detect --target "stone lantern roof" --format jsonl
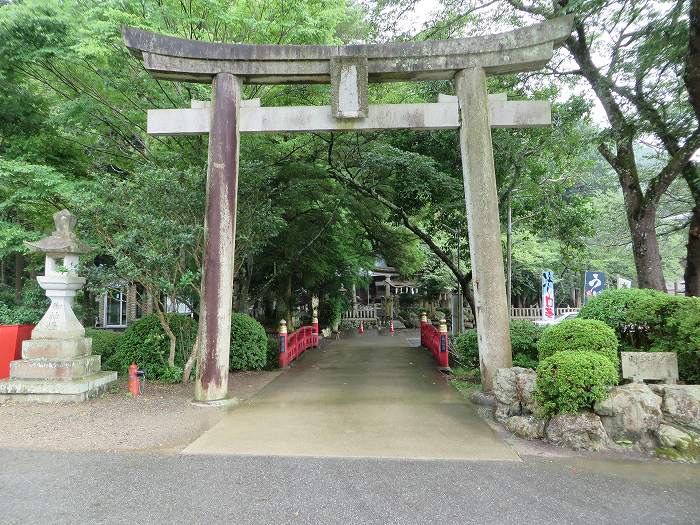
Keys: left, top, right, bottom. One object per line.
{"left": 24, "top": 209, "right": 90, "bottom": 255}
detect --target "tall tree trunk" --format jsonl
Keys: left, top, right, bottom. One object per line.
{"left": 627, "top": 205, "right": 666, "bottom": 291}
{"left": 153, "top": 294, "right": 177, "bottom": 368}
{"left": 14, "top": 252, "right": 24, "bottom": 303}
{"left": 684, "top": 165, "right": 700, "bottom": 296}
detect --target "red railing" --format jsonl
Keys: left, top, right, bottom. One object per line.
{"left": 420, "top": 317, "right": 449, "bottom": 368}
{"left": 278, "top": 320, "right": 319, "bottom": 368}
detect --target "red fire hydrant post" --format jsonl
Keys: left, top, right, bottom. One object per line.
{"left": 438, "top": 318, "right": 449, "bottom": 368}
{"left": 128, "top": 363, "right": 141, "bottom": 396}
{"left": 420, "top": 312, "right": 428, "bottom": 347}
{"left": 278, "top": 319, "right": 289, "bottom": 368}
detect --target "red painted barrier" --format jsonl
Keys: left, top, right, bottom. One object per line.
{"left": 278, "top": 320, "right": 319, "bottom": 368}
{"left": 0, "top": 324, "right": 34, "bottom": 379}
{"left": 420, "top": 314, "right": 449, "bottom": 368}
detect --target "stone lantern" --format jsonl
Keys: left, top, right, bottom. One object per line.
{"left": 0, "top": 210, "right": 117, "bottom": 402}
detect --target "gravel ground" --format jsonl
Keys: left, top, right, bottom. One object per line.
{"left": 0, "top": 370, "right": 280, "bottom": 453}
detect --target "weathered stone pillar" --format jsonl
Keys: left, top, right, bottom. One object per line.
{"left": 455, "top": 67, "right": 512, "bottom": 392}
{"left": 195, "top": 73, "right": 241, "bottom": 402}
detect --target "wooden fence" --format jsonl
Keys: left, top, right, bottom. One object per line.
{"left": 342, "top": 304, "right": 379, "bottom": 321}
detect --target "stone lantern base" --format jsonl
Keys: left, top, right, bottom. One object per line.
{"left": 0, "top": 336, "right": 117, "bottom": 403}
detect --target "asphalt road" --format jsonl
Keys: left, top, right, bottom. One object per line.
{"left": 1, "top": 449, "right": 698, "bottom": 524}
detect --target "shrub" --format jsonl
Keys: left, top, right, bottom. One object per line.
{"left": 0, "top": 281, "right": 49, "bottom": 325}
{"left": 453, "top": 329, "right": 479, "bottom": 369}
{"left": 537, "top": 318, "right": 619, "bottom": 367}
{"left": 535, "top": 350, "right": 619, "bottom": 418}
{"left": 265, "top": 336, "right": 279, "bottom": 370}
{"left": 513, "top": 352, "right": 539, "bottom": 369}
{"left": 578, "top": 288, "right": 670, "bottom": 332}
{"left": 510, "top": 320, "right": 545, "bottom": 362}
{"left": 85, "top": 328, "right": 121, "bottom": 364}
{"left": 579, "top": 289, "right": 700, "bottom": 383}
{"left": 319, "top": 295, "right": 348, "bottom": 330}
{"left": 652, "top": 298, "right": 700, "bottom": 384}
{"left": 230, "top": 313, "right": 267, "bottom": 371}
{"left": 453, "top": 321, "right": 543, "bottom": 370}
{"left": 108, "top": 313, "right": 197, "bottom": 382}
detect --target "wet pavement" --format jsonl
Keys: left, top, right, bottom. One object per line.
{"left": 2, "top": 448, "right": 698, "bottom": 524}
{"left": 183, "top": 330, "right": 518, "bottom": 460}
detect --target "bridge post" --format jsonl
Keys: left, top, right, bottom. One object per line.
{"left": 194, "top": 72, "right": 241, "bottom": 402}
{"left": 278, "top": 320, "right": 289, "bottom": 368}
{"left": 438, "top": 318, "right": 449, "bottom": 368}
{"left": 312, "top": 309, "right": 319, "bottom": 347}
{"left": 420, "top": 311, "right": 428, "bottom": 347}
{"left": 455, "top": 67, "right": 512, "bottom": 392}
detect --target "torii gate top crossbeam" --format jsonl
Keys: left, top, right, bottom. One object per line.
{"left": 122, "top": 16, "right": 572, "bottom": 84}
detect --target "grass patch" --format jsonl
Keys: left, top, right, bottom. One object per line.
{"left": 449, "top": 367, "right": 481, "bottom": 398}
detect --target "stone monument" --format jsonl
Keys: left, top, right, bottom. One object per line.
{"left": 0, "top": 210, "right": 117, "bottom": 402}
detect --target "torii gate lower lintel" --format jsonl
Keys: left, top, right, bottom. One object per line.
{"left": 122, "top": 16, "right": 574, "bottom": 402}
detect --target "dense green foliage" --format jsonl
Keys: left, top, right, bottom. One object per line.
{"left": 453, "top": 329, "right": 479, "bottom": 369}
{"left": 580, "top": 289, "right": 700, "bottom": 382}
{"left": 579, "top": 288, "right": 672, "bottom": 332}
{"left": 106, "top": 314, "right": 197, "bottom": 382}
{"left": 85, "top": 328, "right": 121, "bottom": 364}
{"left": 265, "top": 336, "right": 279, "bottom": 370}
{"left": 229, "top": 313, "right": 268, "bottom": 371}
{"left": 535, "top": 351, "right": 619, "bottom": 417}
{"left": 0, "top": 282, "right": 47, "bottom": 324}
{"left": 453, "top": 321, "right": 544, "bottom": 369}
{"left": 537, "top": 319, "right": 619, "bottom": 367}
{"left": 510, "top": 320, "right": 545, "bottom": 367}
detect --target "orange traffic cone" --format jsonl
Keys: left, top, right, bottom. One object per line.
{"left": 358, "top": 321, "right": 364, "bottom": 334}
{"left": 390, "top": 320, "right": 395, "bottom": 333}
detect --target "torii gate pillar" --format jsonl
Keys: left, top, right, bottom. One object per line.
{"left": 195, "top": 73, "right": 241, "bottom": 401}
{"left": 456, "top": 68, "right": 512, "bottom": 391}
{"left": 122, "top": 16, "right": 573, "bottom": 401}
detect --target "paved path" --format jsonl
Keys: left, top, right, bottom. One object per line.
{"left": 1, "top": 449, "right": 698, "bottom": 524}
{"left": 183, "top": 331, "right": 517, "bottom": 460}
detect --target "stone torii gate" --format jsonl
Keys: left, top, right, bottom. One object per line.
{"left": 122, "top": 16, "right": 573, "bottom": 402}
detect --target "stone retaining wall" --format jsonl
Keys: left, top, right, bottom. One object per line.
{"left": 487, "top": 367, "right": 700, "bottom": 461}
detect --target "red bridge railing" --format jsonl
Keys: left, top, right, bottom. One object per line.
{"left": 278, "top": 316, "right": 319, "bottom": 368}
{"left": 420, "top": 313, "right": 449, "bottom": 368}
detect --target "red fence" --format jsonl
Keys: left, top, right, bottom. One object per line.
{"left": 278, "top": 320, "right": 319, "bottom": 368}
{"left": 0, "top": 324, "right": 33, "bottom": 379}
{"left": 420, "top": 316, "right": 449, "bottom": 368}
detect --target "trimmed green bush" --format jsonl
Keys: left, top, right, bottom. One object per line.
{"left": 85, "top": 328, "right": 121, "bottom": 364}
{"left": 107, "top": 313, "right": 197, "bottom": 382}
{"left": 230, "top": 313, "right": 267, "bottom": 370}
{"left": 537, "top": 318, "right": 619, "bottom": 367}
{"left": 535, "top": 350, "right": 619, "bottom": 417}
{"left": 265, "top": 336, "right": 279, "bottom": 370}
{"left": 578, "top": 288, "right": 670, "bottom": 331}
{"left": 453, "top": 329, "right": 479, "bottom": 368}
{"left": 579, "top": 289, "right": 700, "bottom": 383}
{"left": 510, "top": 320, "right": 545, "bottom": 362}
{"left": 453, "top": 321, "right": 543, "bottom": 370}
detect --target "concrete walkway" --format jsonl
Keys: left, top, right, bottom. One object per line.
{"left": 183, "top": 331, "right": 518, "bottom": 460}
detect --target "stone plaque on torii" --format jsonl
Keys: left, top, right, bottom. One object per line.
{"left": 122, "top": 16, "right": 573, "bottom": 402}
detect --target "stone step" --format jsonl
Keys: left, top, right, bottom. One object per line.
{"left": 0, "top": 371, "right": 118, "bottom": 403}
{"left": 10, "top": 355, "right": 102, "bottom": 381}
{"left": 22, "top": 337, "right": 92, "bottom": 359}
